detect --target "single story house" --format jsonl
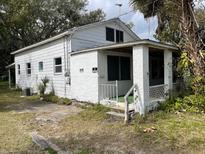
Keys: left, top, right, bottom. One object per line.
{"left": 8, "top": 18, "right": 178, "bottom": 115}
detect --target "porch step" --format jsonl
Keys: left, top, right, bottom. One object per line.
{"left": 106, "top": 111, "right": 124, "bottom": 118}
{"left": 106, "top": 110, "right": 135, "bottom": 119}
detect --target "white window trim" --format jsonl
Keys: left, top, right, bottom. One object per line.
{"left": 17, "top": 64, "right": 20, "bottom": 75}
{"left": 54, "top": 57, "right": 63, "bottom": 75}
{"left": 38, "top": 61, "right": 43, "bottom": 72}
{"left": 26, "top": 63, "right": 31, "bottom": 76}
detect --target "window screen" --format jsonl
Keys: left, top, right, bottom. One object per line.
{"left": 116, "top": 30, "right": 124, "bottom": 43}
{"left": 107, "top": 56, "right": 119, "bottom": 81}
{"left": 107, "top": 56, "right": 131, "bottom": 81}
{"left": 120, "top": 57, "right": 130, "bottom": 80}
{"left": 106, "top": 27, "right": 115, "bottom": 42}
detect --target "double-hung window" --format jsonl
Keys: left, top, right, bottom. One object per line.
{"left": 107, "top": 55, "right": 130, "bottom": 81}
{"left": 116, "top": 30, "right": 124, "bottom": 43}
{"left": 54, "top": 57, "right": 62, "bottom": 73}
{"left": 106, "top": 27, "right": 115, "bottom": 42}
{"left": 26, "top": 63, "right": 31, "bottom": 75}
{"left": 106, "top": 27, "right": 124, "bottom": 43}
{"left": 17, "top": 64, "right": 20, "bottom": 75}
{"left": 39, "top": 61, "right": 43, "bottom": 72}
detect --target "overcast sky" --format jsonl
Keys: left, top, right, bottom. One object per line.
{"left": 87, "top": 0, "right": 158, "bottom": 40}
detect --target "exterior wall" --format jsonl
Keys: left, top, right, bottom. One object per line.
{"left": 98, "top": 50, "right": 133, "bottom": 97}
{"left": 71, "top": 21, "right": 137, "bottom": 51}
{"left": 164, "top": 50, "right": 173, "bottom": 91}
{"left": 70, "top": 51, "right": 99, "bottom": 103}
{"left": 133, "top": 45, "right": 149, "bottom": 115}
{"left": 15, "top": 37, "right": 71, "bottom": 98}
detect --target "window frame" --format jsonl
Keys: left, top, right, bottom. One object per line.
{"left": 54, "top": 57, "right": 62, "bottom": 74}
{"left": 17, "top": 64, "right": 20, "bottom": 75}
{"left": 106, "top": 27, "right": 115, "bottom": 42}
{"left": 26, "top": 62, "right": 31, "bottom": 76}
{"left": 107, "top": 55, "right": 131, "bottom": 81}
{"left": 38, "top": 61, "right": 43, "bottom": 72}
{"left": 116, "top": 29, "right": 124, "bottom": 43}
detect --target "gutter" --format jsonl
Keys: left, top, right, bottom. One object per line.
{"left": 70, "top": 39, "right": 179, "bottom": 55}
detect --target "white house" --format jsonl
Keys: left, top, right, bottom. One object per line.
{"left": 9, "top": 18, "right": 178, "bottom": 115}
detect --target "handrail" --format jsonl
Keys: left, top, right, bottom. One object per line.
{"left": 124, "top": 84, "right": 137, "bottom": 124}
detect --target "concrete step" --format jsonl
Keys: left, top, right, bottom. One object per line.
{"left": 106, "top": 111, "right": 124, "bottom": 118}
{"left": 106, "top": 110, "right": 135, "bottom": 118}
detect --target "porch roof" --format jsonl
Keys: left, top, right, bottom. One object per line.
{"left": 71, "top": 39, "right": 179, "bottom": 55}
{"left": 6, "top": 63, "right": 15, "bottom": 69}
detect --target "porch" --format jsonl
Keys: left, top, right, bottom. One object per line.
{"left": 97, "top": 41, "right": 177, "bottom": 114}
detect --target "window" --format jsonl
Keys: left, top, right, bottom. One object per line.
{"left": 107, "top": 56, "right": 131, "bottom": 81}
{"left": 39, "top": 62, "right": 43, "bottom": 71}
{"left": 17, "top": 64, "right": 20, "bottom": 75}
{"left": 108, "top": 56, "right": 119, "bottom": 81}
{"left": 106, "top": 27, "right": 115, "bottom": 42}
{"left": 120, "top": 57, "right": 130, "bottom": 80}
{"left": 26, "top": 63, "right": 31, "bottom": 75}
{"left": 116, "top": 30, "right": 124, "bottom": 43}
{"left": 54, "top": 57, "right": 62, "bottom": 73}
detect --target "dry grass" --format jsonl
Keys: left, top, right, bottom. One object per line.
{"left": 0, "top": 82, "right": 44, "bottom": 153}
{"left": 35, "top": 105, "right": 205, "bottom": 154}
{"left": 0, "top": 81, "right": 205, "bottom": 154}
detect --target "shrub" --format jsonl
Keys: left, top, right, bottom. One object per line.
{"left": 37, "top": 76, "right": 49, "bottom": 96}
{"left": 158, "top": 95, "right": 205, "bottom": 113}
{"left": 43, "top": 94, "right": 72, "bottom": 105}
{"left": 58, "top": 98, "right": 72, "bottom": 105}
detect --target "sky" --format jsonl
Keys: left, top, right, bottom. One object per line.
{"left": 87, "top": 0, "right": 158, "bottom": 40}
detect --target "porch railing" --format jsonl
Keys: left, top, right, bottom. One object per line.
{"left": 99, "top": 81, "right": 118, "bottom": 102}
{"left": 149, "top": 84, "right": 168, "bottom": 100}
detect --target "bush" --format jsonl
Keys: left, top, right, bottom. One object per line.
{"left": 43, "top": 94, "right": 72, "bottom": 105}
{"left": 37, "top": 76, "right": 49, "bottom": 96}
{"left": 158, "top": 95, "right": 205, "bottom": 113}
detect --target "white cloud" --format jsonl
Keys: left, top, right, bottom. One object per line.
{"left": 87, "top": 0, "right": 158, "bottom": 40}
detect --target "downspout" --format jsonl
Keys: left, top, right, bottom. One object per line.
{"left": 63, "top": 36, "right": 67, "bottom": 98}
{"left": 64, "top": 32, "right": 74, "bottom": 98}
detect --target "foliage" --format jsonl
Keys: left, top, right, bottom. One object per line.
{"left": 37, "top": 76, "right": 49, "bottom": 96}
{"left": 158, "top": 95, "right": 205, "bottom": 113}
{"left": 43, "top": 93, "right": 72, "bottom": 105}
{"left": 130, "top": 0, "right": 205, "bottom": 93}
{"left": 0, "top": 0, "right": 105, "bottom": 73}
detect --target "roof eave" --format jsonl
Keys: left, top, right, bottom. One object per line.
{"left": 71, "top": 40, "right": 179, "bottom": 55}
{"left": 11, "top": 31, "right": 73, "bottom": 55}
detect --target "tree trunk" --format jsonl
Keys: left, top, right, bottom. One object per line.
{"left": 178, "top": 0, "right": 205, "bottom": 91}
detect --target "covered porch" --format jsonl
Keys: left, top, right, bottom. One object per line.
{"left": 97, "top": 40, "right": 177, "bottom": 115}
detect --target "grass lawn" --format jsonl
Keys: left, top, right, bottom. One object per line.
{"left": 0, "top": 81, "right": 44, "bottom": 153}
{"left": 0, "top": 81, "right": 205, "bottom": 154}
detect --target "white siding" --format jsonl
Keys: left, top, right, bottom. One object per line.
{"left": 15, "top": 38, "right": 71, "bottom": 98}
{"left": 71, "top": 22, "right": 137, "bottom": 51}
{"left": 98, "top": 50, "right": 133, "bottom": 97}
{"left": 70, "top": 51, "right": 99, "bottom": 103}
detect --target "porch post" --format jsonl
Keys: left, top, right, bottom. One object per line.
{"left": 164, "top": 50, "right": 173, "bottom": 95}
{"left": 8, "top": 68, "right": 11, "bottom": 89}
{"left": 133, "top": 45, "right": 149, "bottom": 115}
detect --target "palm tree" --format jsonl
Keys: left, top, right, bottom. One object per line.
{"left": 130, "top": 0, "right": 205, "bottom": 93}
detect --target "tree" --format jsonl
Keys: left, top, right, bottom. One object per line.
{"left": 130, "top": 0, "right": 205, "bottom": 94}
{"left": 0, "top": 0, "right": 105, "bottom": 74}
